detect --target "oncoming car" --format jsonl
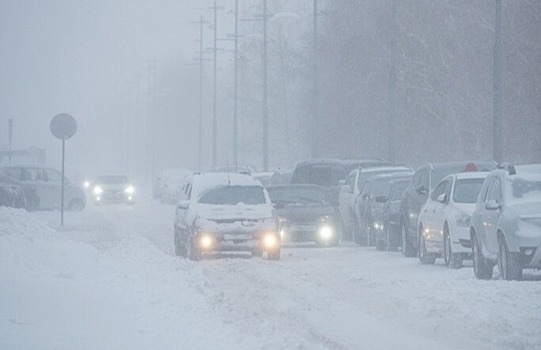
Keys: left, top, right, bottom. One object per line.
{"left": 91, "top": 175, "right": 135, "bottom": 205}
{"left": 267, "top": 184, "right": 341, "bottom": 246}
{"left": 173, "top": 173, "right": 281, "bottom": 260}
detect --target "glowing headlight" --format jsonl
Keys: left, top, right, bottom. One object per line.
{"left": 198, "top": 234, "right": 214, "bottom": 249}
{"left": 263, "top": 233, "right": 279, "bottom": 248}
{"left": 125, "top": 186, "right": 135, "bottom": 194}
{"left": 319, "top": 225, "right": 333, "bottom": 240}
{"left": 93, "top": 186, "right": 103, "bottom": 195}
{"left": 83, "top": 181, "right": 90, "bottom": 188}
{"left": 455, "top": 211, "right": 471, "bottom": 227}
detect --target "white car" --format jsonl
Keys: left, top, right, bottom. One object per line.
{"left": 417, "top": 171, "right": 488, "bottom": 267}
{"left": 173, "top": 173, "right": 281, "bottom": 260}
{"left": 470, "top": 164, "right": 541, "bottom": 280}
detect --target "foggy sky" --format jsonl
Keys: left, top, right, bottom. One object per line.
{"left": 1, "top": 0, "right": 237, "bottom": 182}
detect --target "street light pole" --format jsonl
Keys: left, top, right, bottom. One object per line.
{"left": 262, "top": 0, "right": 269, "bottom": 171}
{"left": 312, "top": 0, "right": 319, "bottom": 159}
{"left": 493, "top": 0, "right": 503, "bottom": 162}
{"left": 233, "top": 0, "right": 239, "bottom": 167}
{"left": 199, "top": 16, "right": 205, "bottom": 170}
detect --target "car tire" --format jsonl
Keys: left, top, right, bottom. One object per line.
{"left": 401, "top": 221, "right": 416, "bottom": 257}
{"left": 68, "top": 199, "right": 85, "bottom": 212}
{"left": 472, "top": 232, "right": 493, "bottom": 280}
{"left": 268, "top": 248, "right": 281, "bottom": 261}
{"left": 498, "top": 235, "right": 522, "bottom": 281}
{"left": 418, "top": 226, "right": 435, "bottom": 265}
{"left": 187, "top": 237, "right": 201, "bottom": 261}
{"left": 443, "top": 226, "right": 462, "bottom": 269}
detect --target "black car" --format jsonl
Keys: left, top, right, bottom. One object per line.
{"left": 290, "top": 158, "right": 390, "bottom": 205}
{"left": 0, "top": 175, "right": 26, "bottom": 209}
{"left": 353, "top": 171, "right": 413, "bottom": 246}
{"left": 267, "top": 184, "right": 341, "bottom": 246}
{"left": 372, "top": 178, "right": 412, "bottom": 251}
{"left": 399, "top": 161, "right": 496, "bottom": 257}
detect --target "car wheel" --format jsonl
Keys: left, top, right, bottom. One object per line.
{"left": 418, "top": 226, "right": 435, "bottom": 265}
{"left": 472, "top": 232, "right": 493, "bottom": 280}
{"left": 268, "top": 248, "right": 281, "bottom": 261}
{"left": 68, "top": 199, "right": 85, "bottom": 212}
{"left": 401, "top": 221, "right": 416, "bottom": 257}
{"left": 187, "top": 237, "right": 201, "bottom": 261}
{"left": 498, "top": 235, "right": 522, "bottom": 281}
{"left": 443, "top": 226, "right": 462, "bottom": 269}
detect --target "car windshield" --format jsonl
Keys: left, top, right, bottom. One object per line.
{"left": 291, "top": 165, "right": 346, "bottom": 187}
{"left": 507, "top": 173, "right": 541, "bottom": 204}
{"left": 453, "top": 178, "right": 485, "bottom": 203}
{"left": 267, "top": 187, "right": 330, "bottom": 206}
{"left": 198, "top": 185, "right": 266, "bottom": 205}
{"left": 357, "top": 169, "right": 409, "bottom": 189}
{"left": 96, "top": 175, "right": 129, "bottom": 184}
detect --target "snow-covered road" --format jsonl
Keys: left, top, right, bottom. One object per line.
{"left": 1, "top": 193, "right": 540, "bottom": 350}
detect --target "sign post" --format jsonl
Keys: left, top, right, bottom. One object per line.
{"left": 50, "top": 113, "right": 77, "bottom": 226}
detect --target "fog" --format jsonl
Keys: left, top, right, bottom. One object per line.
{"left": 1, "top": 0, "right": 540, "bottom": 184}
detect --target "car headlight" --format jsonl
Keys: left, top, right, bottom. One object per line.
{"left": 93, "top": 186, "right": 103, "bottom": 195}
{"left": 262, "top": 232, "right": 279, "bottom": 249}
{"left": 125, "top": 185, "right": 135, "bottom": 194}
{"left": 373, "top": 222, "right": 383, "bottom": 231}
{"left": 197, "top": 233, "right": 215, "bottom": 250}
{"left": 318, "top": 225, "right": 334, "bottom": 240}
{"left": 455, "top": 211, "right": 471, "bottom": 227}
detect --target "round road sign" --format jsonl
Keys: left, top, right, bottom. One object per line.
{"left": 50, "top": 113, "right": 77, "bottom": 140}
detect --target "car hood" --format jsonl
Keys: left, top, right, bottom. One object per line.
{"left": 277, "top": 205, "right": 335, "bottom": 222}
{"left": 196, "top": 203, "right": 274, "bottom": 221}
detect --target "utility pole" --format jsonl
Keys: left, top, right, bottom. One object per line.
{"left": 312, "top": 0, "right": 319, "bottom": 159}
{"left": 262, "top": 0, "right": 269, "bottom": 171}
{"left": 493, "top": 0, "right": 503, "bottom": 162}
{"left": 198, "top": 16, "right": 206, "bottom": 170}
{"left": 233, "top": 0, "right": 239, "bottom": 167}
{"left": 388, "top": 0, "right": 398, "bottom": 162}
{"left": 210, "top": 1, "right": 224, "bottom": 167}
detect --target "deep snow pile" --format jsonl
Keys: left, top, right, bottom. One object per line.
{"left": 1, "top": 202, "right": 541, "bottom": 350}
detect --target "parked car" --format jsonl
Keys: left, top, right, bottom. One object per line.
{"left": 372, "top": 178, "right": 412, "bottom": 251}
{"left": 0, "top": 165, "right": 86, "bottom": 211}
{"left": 417, "top": 171, "right": 489, "bottom": 267}
{"left": 400, "top": 161, "right": 496, "bottom": 257}
{"left": 91, "top": 175, "right": 135, "bottom": 205}
{"left": 268, "top": 168, "right": 293, "bottom": 186}
{"left": 0, "top": 175, "right": 26, "bottom": 209}
{"left": 173, "top": 173, "right": 281, "bottom": 260}
{"left": 205, "top": 164, "right": 255, "bottom": 175}
{"left": 155, "top": 169, "right": 192, "bottom": 204}
{"left": 470, "top": 164, "right": 541, "bottom": 280}
{"left": 353, "top": 170, "right": 413, "bottom": 246}
{"left": 267, "top": 184, "right": 340, "bottom": 246}
{"left": 290, "top": 158, "right": 389, "bottom": 206}
{"left": 340, "top": 164, "right": 412, "bottom": 242}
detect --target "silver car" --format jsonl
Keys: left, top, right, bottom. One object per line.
{"left": 0, "top": 165, "right": 86, "bottom": 211}
{"left": 470, "top": 164, "right": 541, "bottom": 280}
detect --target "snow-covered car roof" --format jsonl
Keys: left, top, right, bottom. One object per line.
{"left": 452, "top": 171, "right": 490, "bottom": 180}
{"left": 192, "top": 172, "right": 263, "bottom": 194}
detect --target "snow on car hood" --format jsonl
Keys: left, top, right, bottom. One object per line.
{"left": 195, "top": 203, "right": 274, "bottom": 222}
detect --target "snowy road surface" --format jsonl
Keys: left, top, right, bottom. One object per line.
{"left": 1, "top": 192, "right": 541, "bottom": 350}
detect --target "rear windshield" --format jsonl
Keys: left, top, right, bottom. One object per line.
{"left": 387, "top": 181, "right": 410, "bottom": 200}
{"left": 291, "top": 165, "right": 346, "bottom": 187}
{"left": 453, "top": 178, "right": 485, "bottom": 203}
{"left": 357, "top": 169, "right": 409, "bottom": 189}
{"left": 198, "top": 185, "right": 266, "bottom": 205}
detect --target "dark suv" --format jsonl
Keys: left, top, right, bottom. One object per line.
{"left": 400, "top": 161, "right": 496, "bottom": 257}
{"left": 290, "top": 158, "right": 389, "bottom": 205}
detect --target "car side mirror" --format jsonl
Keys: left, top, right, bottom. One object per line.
{"left": 437, "top": 193, "right": 447, "bottom": 204}
{"left": 485, "top": 200, "right": 501, "bottom": 211}
{"left": 375, "top": 196, "right": 387, "bottom": 203}
{"left": 177, "top": 200, "right": 189, "bottom": 210}
{"left": 341, "top": 184, "right": 352, "bottom": 194}
{"left": 416, "top": 185, "right": 427, "bottom": 195}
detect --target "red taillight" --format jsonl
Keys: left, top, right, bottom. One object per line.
{"left": 464, "top": 163, "right": 478, "bottom": 172}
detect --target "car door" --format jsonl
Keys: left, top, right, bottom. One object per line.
{"left": 483, "top": 177, "right": 503, "bottom": 255}
{"left": 421, "top": 179, "right": 445, "bottom": 244}
{"left": 356, "top": 181, "right": 372, "bottom": 235}
{"left": 409, "top": 167, "right": 429, "bottom": 241}
{"left": 338, "top": 170, "right": 357, "bottom": 233}
{"left": 23, "top": 167, "right": 49, "bottom": 209}
{"left": 432, "top": 178, "right": 453, "bottom": 245}
{"left": 175, "top": 180, "right": 193, "bottom": 242}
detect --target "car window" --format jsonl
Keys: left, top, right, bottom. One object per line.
{"left": 361, "top": 182, "right": 371, "bottom": 197}
{"left": 46, "top": 169, "right": 63, "bottom": 182}
{"left": 345, "top": 171, "right": 356, "bottom": 190}
{"left": 1, "top": 167, "right": 23, "bottom": 180}
{"left": 453, "top": 178, "right": 485, "bottom": 204}
{"left": 486, "top": 177, "right": 502, "bottom": 203}
{"left": 198, "top": 185, "right": 266, "bottom": 205}
{"left": 25, "top": 168, "right": 46, "bottom": 181}
{"left": 430, "top": 180, "right": 448, "bottom": 201}
{"left": 387, "top": 181, "right": 410, "bottom": 200}
{"left": 418, "top": 169, "right": 429, "bottom": 190}
{"left": 267, "top": 187, "right": 330, "bottom": 206}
